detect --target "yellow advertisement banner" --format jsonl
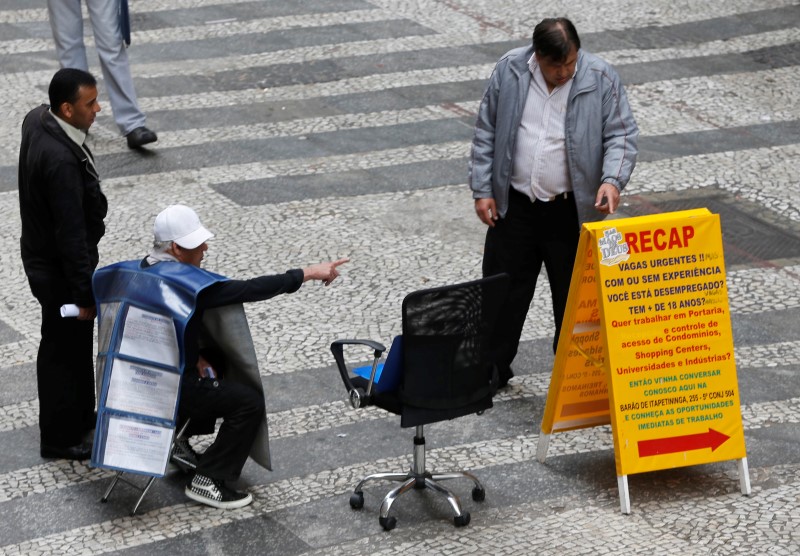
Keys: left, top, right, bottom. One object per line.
{"left": 542, "top": 209, "right": 746, "bottom": 477}
{"left": 594, "top": 210, "right": 746, "bottom": 475}
{"left": 541, "top": 232, "right": 610, "bottom": 433}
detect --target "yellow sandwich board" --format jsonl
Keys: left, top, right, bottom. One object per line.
{"left": 538, "top": 209, "right": 750, "bottom": 513}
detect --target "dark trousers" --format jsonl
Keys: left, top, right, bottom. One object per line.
{"left": 29, "top": 279, "right": 96, "bottom": 448}
{"left": 179, "top": 376, "right": 265, "bottom": 482}
{"left": 482, "top": 188, "right": 580, "bottom": 375}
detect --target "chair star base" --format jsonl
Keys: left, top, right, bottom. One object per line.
{"left": 348, "top": 425, "right": 485, "bottom": 530}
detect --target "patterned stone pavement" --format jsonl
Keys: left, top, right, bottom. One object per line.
{"left": 0, "top": 0, "right": 799, "bottom": 554}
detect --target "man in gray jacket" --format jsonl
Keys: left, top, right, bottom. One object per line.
{"left": 469, "top": 18, "right": 638, "bottom": 386}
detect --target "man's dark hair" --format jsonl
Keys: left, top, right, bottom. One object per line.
{"left": 48, "top": 68, "right": 96, "bottom": 114}
{"left": 532, "top": 18, "right": 581, "bottom": 61}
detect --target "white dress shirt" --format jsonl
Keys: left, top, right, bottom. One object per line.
{"left": 50, "top": 109, "right": 98, "bottom": 178}
{"left": 510, "top": 55, "right": 574, "bottom": 201}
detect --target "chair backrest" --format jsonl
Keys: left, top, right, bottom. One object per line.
{"left": 398, "top": 274, "right": 510, "bottom": 427}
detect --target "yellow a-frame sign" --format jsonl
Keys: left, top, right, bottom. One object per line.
{"left": 537, "top": 209, "right": 750, "bottom": 513}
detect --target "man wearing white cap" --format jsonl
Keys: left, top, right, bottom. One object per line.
{"left": 145, "top": 204, "right": 348, "bottom": 509}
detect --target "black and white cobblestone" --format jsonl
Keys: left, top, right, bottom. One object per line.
{"left": 0, "top": 0, "right": 798, "bottom": 554}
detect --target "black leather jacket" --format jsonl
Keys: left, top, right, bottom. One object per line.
{"left": 18, "top": 105, "right": 108, "bottom": 306}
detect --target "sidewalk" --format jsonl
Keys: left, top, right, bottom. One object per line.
{"left": 0, "top": 1, "right": 798, "bottom": 554}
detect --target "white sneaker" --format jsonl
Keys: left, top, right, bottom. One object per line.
{"left": 185, "top": 473, "right": 253, "bottom": 509}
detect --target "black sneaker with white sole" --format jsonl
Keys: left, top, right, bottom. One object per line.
{"left": 185, "top": 474, "right": 253, "bottom": 509}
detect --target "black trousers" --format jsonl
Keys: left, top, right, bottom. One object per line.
{"left": 179, "top": 376, "right": 265, "bottom": 482}
{"left": 29, "top": 278, "right": 96, "bottom": 448}
{"left": 482, "top": 188, "right": 580, "bottom": 375}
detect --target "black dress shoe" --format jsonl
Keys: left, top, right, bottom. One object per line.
{"left": 41, "top": 442, "right": 92, "bottom": 460}
{"left": 497, "top": 368, "right": 514, "bottom": 389}
{"left": 126, "top": 126, "right": 158, "bottom": 148}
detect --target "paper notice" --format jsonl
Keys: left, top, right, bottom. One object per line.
{"left": 119, "top": 306, "right": 179, "bottom": 367}
{"left": 102, "top": 417, "right": 174, "bottom": 476}
{"left": 106, "top": 359, "right": 180, "bottom": 420}
{"left": 60, "top": 304, "right": 79, "bottom": 318}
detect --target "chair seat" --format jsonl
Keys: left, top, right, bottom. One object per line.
{"left": 399, "top": 396, "right": 493, "bottom": 428}
{"left": 351, "top": 376, "right": 493, "bottom": 428}
{"left": 351, "top": 376, "right": 402, "bottom": 415}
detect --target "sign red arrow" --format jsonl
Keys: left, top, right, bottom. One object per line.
{"left": 638, "top": 428, "right": 730, "bottom": 458}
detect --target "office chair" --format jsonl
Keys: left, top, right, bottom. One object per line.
{"left": 331, "top": 274, "right": 509, "bottom": 530}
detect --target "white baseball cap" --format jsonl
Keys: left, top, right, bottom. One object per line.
{"left": 153, "top": 204, "right": 214, "bottom": 249}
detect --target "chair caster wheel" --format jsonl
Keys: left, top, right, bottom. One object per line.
{"left": 454, "top": 512, "right": 471, "bottom": 527}
{"left": 379, "top": 516, "right": 397, "bottom": 531}
{"left": 349, "top": 492, "right": 364, "bottom": 509}
{"left": 472, "top": 487, "right": 485, "bottom": 502}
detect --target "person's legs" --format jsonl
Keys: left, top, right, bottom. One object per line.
{"left": 178, "top": 378, "right": 265, "bottom": 482}
{"left": 540, "top": 197, "right": 581, "bottom": 352}
{"left": 84, "top": 0, "right": 146, "bottom": 134}
{"left": 47, "top": 0, "right": 90, "bottom": 71}
{"left": 179, "top": 377, "right": 264, "bottom": 509}
{"left": 31, "top": 281, "right": 96, "bottom": 451}
{"left": 482, "top": 188, "right": 544, "bottom": 383}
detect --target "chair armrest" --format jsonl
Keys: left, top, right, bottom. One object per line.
{"left": 330, "top": 339, "right": 386, "bottom": 408}
{"left": 331, "top": 339, "right": 386, "bottom": 355}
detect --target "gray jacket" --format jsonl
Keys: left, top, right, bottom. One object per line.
{"left": 469, "top": 46, "right": 639, "bottom": 227}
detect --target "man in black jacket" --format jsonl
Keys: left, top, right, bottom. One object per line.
{"left": 18, "top": 68, "right": 108, "bottom": 460}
